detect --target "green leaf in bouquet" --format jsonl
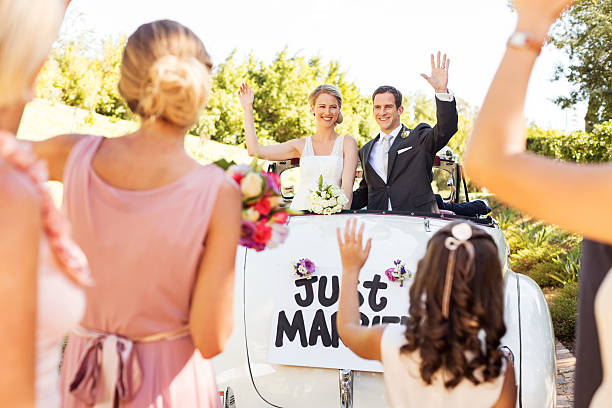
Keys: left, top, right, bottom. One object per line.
{"left": 250, "top": 156, "right": 265, "bottom": 173}
{"left": 318, "top": 174, "right": 323, "bottom": 191}
{"left": 213, "top": 158, "right": 237, "bottom": 170}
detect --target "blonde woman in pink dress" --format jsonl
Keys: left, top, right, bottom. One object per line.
{"left": 0, "top": 1, "right": 89, "bottom": 407}
{"left": 34, "top": 20, "right": 241, "bottom": 407}
{"left": 0, "top": 0, "right": 89, "bottom": 408}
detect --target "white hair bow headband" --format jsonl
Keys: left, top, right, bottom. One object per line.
{"left": 442, "top": 223, "right": 476, "bottom": 319}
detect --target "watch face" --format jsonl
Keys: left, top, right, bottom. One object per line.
{"left": 510, "top": 32, "right": 528, "bottom": 46}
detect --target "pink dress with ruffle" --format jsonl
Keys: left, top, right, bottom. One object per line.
{"left": 59, "top": 135, "right": 224, "bottom": 407}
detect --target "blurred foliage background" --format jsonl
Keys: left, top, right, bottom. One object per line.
{"left": 29, "top": 1, "right": 612, "bottom": 351}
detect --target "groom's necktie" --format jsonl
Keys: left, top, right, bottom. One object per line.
{"left": 381, "top": 134, "right": 391, "bottom": 181}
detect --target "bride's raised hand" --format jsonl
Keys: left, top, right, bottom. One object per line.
{"left": 337, "top": 218, "right": 372, "bottom": 277}
{"left": 238, "top": 82, "right": 254, "bottom": 111}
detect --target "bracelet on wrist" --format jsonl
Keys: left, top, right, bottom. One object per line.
{"left": 507, "top": 31, "right": 545, "bottom": 55}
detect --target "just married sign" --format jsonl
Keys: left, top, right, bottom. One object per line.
{"left": 268, "top": 265, "right": 411, "bottom": 372}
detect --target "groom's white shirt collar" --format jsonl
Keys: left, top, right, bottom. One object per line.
{"left": 380, "top": 123, "right": 404, "bottom": 144}
{"left": 369, "top": 123, "right": 404, "bottom": 188}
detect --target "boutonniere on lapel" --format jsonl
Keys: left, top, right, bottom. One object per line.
{"left": 399, "top": 127, "right": 409, "bottom": 139}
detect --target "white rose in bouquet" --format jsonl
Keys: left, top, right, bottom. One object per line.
{"left": 241, "top": 172, "right": 263, "bottom": 198}
{"left": 307, "top": 175, "right": 348, "bottom": 215}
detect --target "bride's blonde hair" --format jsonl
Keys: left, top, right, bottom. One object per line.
{"left": 0, "top": 0, "right": 64, "bottom": 107}
{"left": 118, "top": 20, "right": 213, "bottom": 128}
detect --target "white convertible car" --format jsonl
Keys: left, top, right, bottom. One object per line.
{"left": 213, "top": 152, "right": 556, "bottom": 408}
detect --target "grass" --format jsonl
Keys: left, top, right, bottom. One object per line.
{"left": 18, "top": 99, "right": 138, "bottom": 140}
{"left": 547, "top": 282, "right": 578, "bottom": 352}
{"left": 18, "top": 99, "right": 254, "bottom": 205}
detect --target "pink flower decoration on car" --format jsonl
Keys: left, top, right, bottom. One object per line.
{"left": 385, "top": 259, "right": 412, "bottom": 287}
{"left": 292, "top": 258, "right": 316, "bottom": 280}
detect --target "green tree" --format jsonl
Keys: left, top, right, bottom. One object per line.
{"left": 550, "top": 0, "right": 612, "bottom": 131}
{"left": 36, "top": 36, "right": 131, "bottom": 120}
{"left": 193, "top": 49, "right": 376, "bottom": 146}
{"left": 43, "top": 40, "right": 101, "bottom": 110}
{"left": 94, "top": 36, "right": 131, "bottom": 120}
{"left": 402, "top": 92, "right": 476, "bottom": 159}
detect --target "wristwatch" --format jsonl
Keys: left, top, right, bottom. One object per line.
{"left": 507, "top": 32, "right": 544, "bottom": 55}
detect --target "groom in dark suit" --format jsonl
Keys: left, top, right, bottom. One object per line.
{"left": 351, "top": 52, "right": 458, "bottom": 213}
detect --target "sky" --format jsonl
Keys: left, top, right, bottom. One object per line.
{"left": 62, "top": 0, "right": 586, "bottom": 132}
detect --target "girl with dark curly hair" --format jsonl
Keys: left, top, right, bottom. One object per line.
{"left": 336, "top": 219, "right": 516, "bottom": 407}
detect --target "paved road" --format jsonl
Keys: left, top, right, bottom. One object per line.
{"left": 556, "top": 340, "right": 575, "bottom": 408}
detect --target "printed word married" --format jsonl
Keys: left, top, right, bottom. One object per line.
{"left": 275, "top": 274, "right": 408, "bottom": 348}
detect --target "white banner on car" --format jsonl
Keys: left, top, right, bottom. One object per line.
{"left": 268, "top": 265, "right": 411, "bottom": 372}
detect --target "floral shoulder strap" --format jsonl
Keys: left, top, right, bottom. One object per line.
{"left": 0, "top": 131, "right": 91, "bottom": 286}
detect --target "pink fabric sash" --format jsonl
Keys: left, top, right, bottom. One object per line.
{"left": 69, "top": 326, "right": 189, "bottom": 407}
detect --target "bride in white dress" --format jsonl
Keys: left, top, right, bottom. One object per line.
{"left": 238, "top": 83, "right": 358, "bottom": 211}
{"left": 0, "top": 1, "right": 87, "bottom": 406}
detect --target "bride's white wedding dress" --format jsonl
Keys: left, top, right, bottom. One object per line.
{"left": 36, "top": 238, "right": 85, "bottom": 407}
{"left": 290, "top": 135, "right": 344, "bottom": 211}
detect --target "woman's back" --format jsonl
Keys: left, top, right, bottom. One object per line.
{"left": 63, "top": 134, "right": 223, "bottom": 337}
{"left": 60, "top": 135, "right": 225, "bottom": 407}
{"left": 381, "top": 324, "right": 507, "bottom": 408}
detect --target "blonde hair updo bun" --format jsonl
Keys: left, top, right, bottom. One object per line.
{"left": 119, "top": 20, "right": 212, "bottom": 128}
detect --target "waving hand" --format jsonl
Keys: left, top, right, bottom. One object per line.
{"left": 421, "top": 51, "right": 449, "bottom": 93}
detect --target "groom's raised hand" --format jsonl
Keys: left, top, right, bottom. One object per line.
{"left": 420, "top": 51, "right": 450, "bottom": 93}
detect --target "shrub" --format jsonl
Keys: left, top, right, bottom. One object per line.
{"left": 510, "top": 246, "right": 565, "bottom": 287}
{"left": 526, "top": 119, "right": 612, "bottom": 163}
{"left": 549, "top": 282, "right": 579, "bottom": 344}
{"left": 548, "top": 246, "right": 581, "bottom": 286}
{"left": 490, "top": 199, "right": 522, "bottom": 231}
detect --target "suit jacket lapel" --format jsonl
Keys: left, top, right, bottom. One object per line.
{"left": 363, "top": 134, "right": 378, "bottom": 166}
{"left": 362, "top": 135, "right": 385, "bottom": 186}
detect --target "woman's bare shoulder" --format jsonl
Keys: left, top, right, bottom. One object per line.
{"left": 288, "top": 137, "right": 307, "bottom": 155}
{"left": 293, "top": 137, "right": 308, "bottom": 147}
{"left": 342, "top": 135, "right": 358, "bottom": 149}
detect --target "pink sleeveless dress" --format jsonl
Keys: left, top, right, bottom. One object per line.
{"left": 59, "top": 135, "right": 223, "bottom": 407}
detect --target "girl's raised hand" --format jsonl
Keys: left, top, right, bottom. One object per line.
{"left": 336, "top": 218, "right": 371, "bottom": 276}
{"left": 238, "top": 82, "right": 254, "bottom": 110}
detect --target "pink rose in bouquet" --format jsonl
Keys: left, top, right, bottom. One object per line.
{"left": 254, "top": 198, "right": 271, "bottom": 216}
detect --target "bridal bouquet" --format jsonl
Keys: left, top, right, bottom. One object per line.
{"left": 307, "top": 175, "right": 348, "bottom": 215}
{"left": 217, "top": 159, "right": 292, "bottom": 251}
